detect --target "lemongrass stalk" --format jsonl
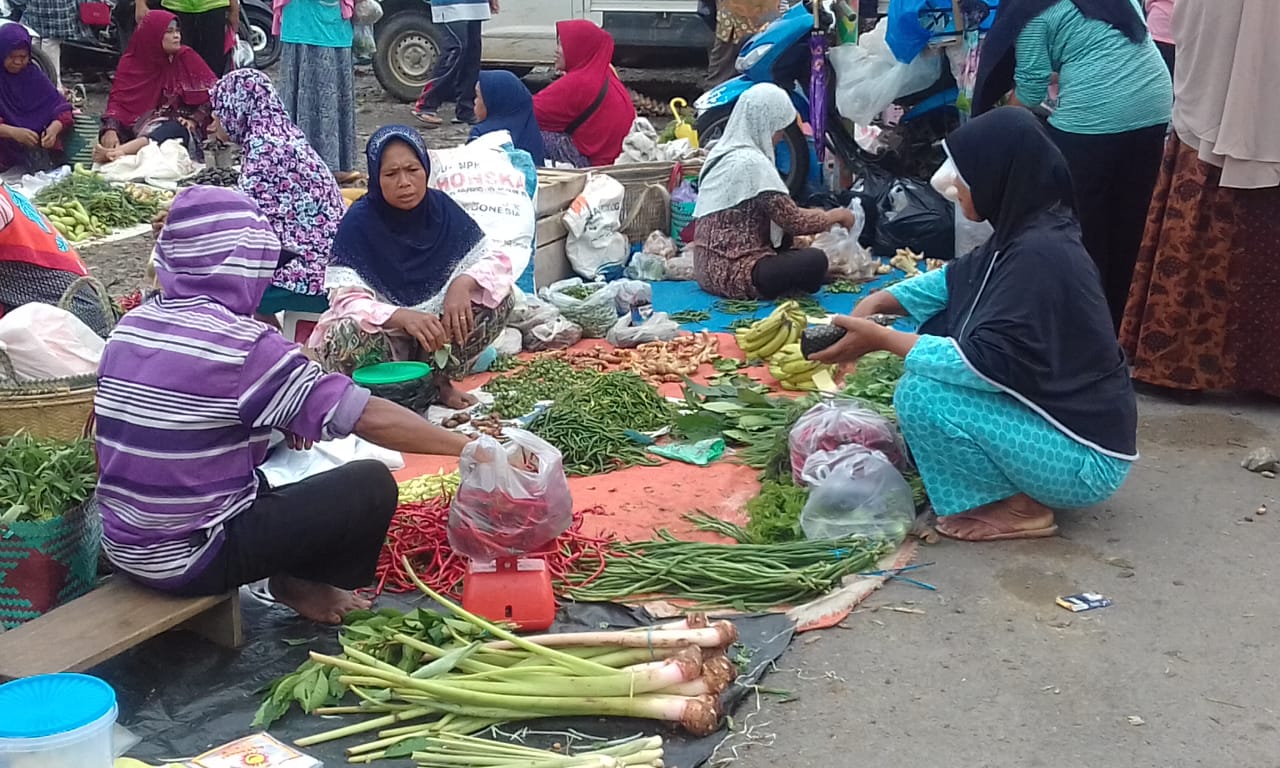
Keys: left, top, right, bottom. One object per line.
{"left": 310, "top": 652, "right": 722, "bottom": 735}
{"left": 346, "top": 731, "right": 423, "bottom": 757}
{"left": 347, "top": 751, "right": 386, "bottom": 764}
{"left": 401, "top": 558, "right": 617, "bottom": 676}
{"left": 311, "top": 705, "right": 370, "bottom": 716}
{"left": 293, "top": 706, "right": 433, "bottom": 747}
{"left": 588, "top": 646, "right": 688, "bottom": 668}
{"left": 614, "top": 749, "right": 663, "bottom": 766}
{"left": 450, "top": 665, "right": 568, "bottom": 681}
{"left": 449, "top": 756, "right": 618, "bottom": 768}
{"left": 438, "top": 654, "right": 702, "bottom": 698}
{"left": 482, "top": 623, "right": 737, "bottom": 652}
{"left": 379, "top": 713, "right": 454, "bottom": 738}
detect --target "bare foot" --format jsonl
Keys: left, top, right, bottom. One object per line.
{"left": 268, "top": 575, "right": 371, "bottom": 624}
{"left": 936, "top": 494, "right": 1058, "bottom": 542}
{"left": 437, "top": 380, "right": 478, "bottom": 410}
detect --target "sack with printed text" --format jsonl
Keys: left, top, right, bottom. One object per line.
{"left": 562, "top": 173, "right": 628, "bottom": 280}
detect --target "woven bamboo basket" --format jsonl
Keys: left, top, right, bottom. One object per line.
{"left": 0, "top": 276, "right": 114, "bottom": 441}
{"left": 540, "top": 156, "right": 705, "bottom": 244}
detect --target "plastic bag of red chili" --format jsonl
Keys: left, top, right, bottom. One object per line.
{"left": 448, "top": 429, "right": 574, "bottom": 560}
{"left": 788, "top": 398, "right": 911, "bottom": 484}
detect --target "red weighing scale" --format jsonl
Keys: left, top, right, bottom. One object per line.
{"left": 461, "top": 555, "right": 556, "bottom": 631}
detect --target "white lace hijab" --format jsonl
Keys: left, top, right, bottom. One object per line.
{"left": 693, "top": 83, "right": 798, "bottom": 246}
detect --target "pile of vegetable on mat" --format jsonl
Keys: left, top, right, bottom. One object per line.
{"left": 33, "top": 165, "right": 172, "bottom": 243}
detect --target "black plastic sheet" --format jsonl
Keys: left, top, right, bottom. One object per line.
{"left": 93, "top": 592, "right": 794, "bottom": 768}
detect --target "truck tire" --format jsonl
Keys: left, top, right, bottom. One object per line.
{"left": 373, "top": 11, "right": 443, "bottom": 103}
{"left": 245, "top": 6, "right": 281, "bottom": 68}
{"left": 695, "top": 105, "right": 811, "bottom": 198}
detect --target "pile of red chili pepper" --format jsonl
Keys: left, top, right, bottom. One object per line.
{"left": 373, "top": 497, "right": 617, "bottom": 597}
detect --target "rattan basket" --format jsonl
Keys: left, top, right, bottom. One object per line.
{"left": 0, "top": 276, "right": 114, "bottom": 441}
{"left": 542, "top": 156, "right": 705, "bottom": 244}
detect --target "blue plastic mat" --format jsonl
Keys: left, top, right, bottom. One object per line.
{"left": 650, "top": 261, "right": 927, "bottom": 334}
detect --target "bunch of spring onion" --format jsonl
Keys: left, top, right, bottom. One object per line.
{"left": 398, "top": 733, "right": 664, "bottom": 768}
{"left": 284, "top": 560, "right": 738, "bottom": 763}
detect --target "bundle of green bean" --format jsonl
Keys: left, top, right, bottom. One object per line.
{"left": 567, "top": 531, "right": 891, "bottom": 611}
{"left": 526, "top": 371, "right": 674, "bottom": 476}
{"left": 35, "top": 165, "right": 159, "bottom": 232}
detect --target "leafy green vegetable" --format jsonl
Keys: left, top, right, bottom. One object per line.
{"left": 745, "top": 479, "right": 809, "bottom": 543}
{"left": 252, "top": 607, "right": 482, "bottom": 728}
{"left": 840, "top": 351, "right": 906, "bottom": 409}
{"left": 0, "top": 433, "right": 97, "bottom": 525}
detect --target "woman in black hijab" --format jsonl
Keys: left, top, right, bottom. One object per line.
{"left": 812, "top": 108, "right": 1137, "bottom": 542}
{"left": 972, "top": 0, "right": 1171, "bottom": 334}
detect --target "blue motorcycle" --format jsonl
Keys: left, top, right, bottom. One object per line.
{"left": 694, "top": 0, "right": 987, "bottom": 196}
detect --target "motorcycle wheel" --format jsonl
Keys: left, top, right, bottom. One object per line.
{"left": 245, "top": 5, "right": 281, "bottom": 68}
{"left": 373, "top": 11, "right": 442, "bottom": 103}
{"left": 694, "top": 105, "right": 811, "bottom": 198}
{"left": 27, "top": 44, "right": 56, "bottom": 81}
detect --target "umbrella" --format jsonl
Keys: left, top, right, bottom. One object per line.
{"left": 809, "top": 1, "right": 829, "bottom": 168}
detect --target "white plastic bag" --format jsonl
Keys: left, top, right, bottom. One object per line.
{"left": 96, "top": 138, "right": 198, "bottom": 182}
{"left": 233, "top": 39, "right": 254, "bottom": 69}
{"left": 813, "top": 199, "right": 875, "bottom": 279}
{"left": 448, "top": 430, "right": 574, "bottom": 560}
{"left": 563, "top": 173, "right": 628, "bottom": 280}
{"left": 429, "top": 131, "right": 537, "bottom": 281}
{"left": 492, "top": 328, "right": 523, "bottom": 356}
{"left": 663, "top": 253, "right": 696, "bottom": 281}
{"left": 830, "top": 19, "right": 944, "bottom": 125}
{"left": 524, "top": 316, "right": 582, "bottom": 351}
{"left": 0, "top": 304, "right": 103, "bottom": 381}
{"left": 259, "top": 435, "right": 404, "bottom": 488}
{"left": 353, "top": 0, "right": 383, "bottom": 23}
{"left": 954, "top": 203, "right": 993, "bottom": 258}
{"left": 540, "top": 278, "right": 620, "bottom": 338}
{"left": 606, "top": 312, "right": 679, "bottom": 348}
{"left": 799, "top": 446, "right": 915, "bottom": 544}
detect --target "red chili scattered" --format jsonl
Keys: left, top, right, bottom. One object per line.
{"left": 373, "top": 500, "right": 618, "bottom": 598}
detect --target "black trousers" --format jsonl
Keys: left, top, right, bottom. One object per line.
{"left": 174, "top": 8, "right": 230, "bottom": 77}
{"left": 415, "top": 19, "right": 482, "bottom": 119}
{"left": 752, "top": 247, "right": 829, "bottom": 299}
{"left": 1048, "top": 123, "right": 1167, "bottom": 334}
{"left": 1155, "top": 40, "right": 1175, "bottom": 79}
{"left": 175, "top": 460, "right": 397, "bottom": 596}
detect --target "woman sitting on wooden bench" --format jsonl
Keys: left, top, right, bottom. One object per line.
{"left": 93, "top": 186, "right": 472, "bottom": 625}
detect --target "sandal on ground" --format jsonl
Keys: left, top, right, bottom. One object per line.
{"left": 414, "top": 110, "right": 444, "bottom": 127}
{"left": 936, "top": 499, "right": 1058, "bottom": 542}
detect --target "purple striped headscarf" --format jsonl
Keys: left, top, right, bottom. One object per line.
{"left": 154, "top": 185, "right": 282, "bottom": 315}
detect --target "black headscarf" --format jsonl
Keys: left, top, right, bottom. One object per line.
{"left": 972, "top": 0, "right": 1148, "bottom": 116}
{"left": 917, "top": 108, "right": 1137, "bottom": 459}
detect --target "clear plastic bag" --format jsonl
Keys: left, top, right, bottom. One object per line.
{"left": 523, "top": 316, "right": 583, "bottom": 351}
{"left": 352, "top": 24, "right": 377, "bottom": 58}
{"left": 353, "top": 0, "right": 383, "bottom": 23}
{"left": 626, "top": 250, "right": 667, "bottom": 281}
{"left": 448, "top": 429, "right": 574, "bottom": 560}
{"left": 606, "top": 312, "right": 679, "bottom": 348}
{"left": 540, "top": 278, "right": 619, "bottom": 338}
{"left": 789, "top": 398, "right": 910, "bottom": 484}
{"left": 813, "top": 200, "right": 874, "bottom": 279}
{"left": 643, "top": 230, "right": 678, "bottom": 260}
{"left": 663, "top": 253, "right": 696, "bottom": 281}
{"left": 829, "top": 19, "right": 944, "bottom": 125}
{"left": 799, "top": 446, "right": 915, "bottom": 544}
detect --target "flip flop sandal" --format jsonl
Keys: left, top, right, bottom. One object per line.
{"left": 414, "top": 111, "right": 444, "bottom": 128}
{"left": 936, "top": 515, "right": 1059, "bottom": 542}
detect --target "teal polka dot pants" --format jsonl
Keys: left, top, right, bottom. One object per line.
{"left": 894, "top": 373, "right": 1131, "bottom": 517}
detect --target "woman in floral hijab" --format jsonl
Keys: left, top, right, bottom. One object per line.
{"left": 210, "top": 69, "right": 345, "bottom": 320}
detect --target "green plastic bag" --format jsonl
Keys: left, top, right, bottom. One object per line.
{"left": 649, "top": 438, "right": 725, "bottom": 467}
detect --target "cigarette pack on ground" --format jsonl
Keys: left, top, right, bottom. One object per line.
{"left": 1056, "top": 592, "right": 1113, "bottom": 613}
{"left": 187, "top": 734, "right": 322, "bottom": 768}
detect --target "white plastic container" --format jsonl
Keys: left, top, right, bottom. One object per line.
{"left": 0, "top": 673, "right": 117, "bottom": 768}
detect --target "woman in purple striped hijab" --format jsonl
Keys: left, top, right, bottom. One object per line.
{"left": 95, "top": 186, "right": 474, "bottom": 624}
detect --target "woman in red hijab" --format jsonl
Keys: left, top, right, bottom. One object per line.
{"left": 533, "top": 20, "right": 635, "bottom": 167}
{"left": 94, "top": 10, "right": 218, "bottom": 163}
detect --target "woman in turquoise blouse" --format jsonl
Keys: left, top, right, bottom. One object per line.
{"left": 813, "top": 108, "right": 1138, "bottom": 542}
{"left": 973, "top": 0, "right": 1172, "bottom": 334}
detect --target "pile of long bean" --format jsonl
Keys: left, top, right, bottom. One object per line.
{"left": 567, "top": 531, "right": 891, "bottom": 611}
{"left": 484, "top": 358, "right": 589, "bottom": 418}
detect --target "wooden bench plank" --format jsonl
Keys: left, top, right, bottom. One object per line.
{"left": 0, "top": 577, "right": 242, "bottom": 681}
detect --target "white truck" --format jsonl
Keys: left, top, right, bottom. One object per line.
{"left": 372, "top": 0, "right": 712, "bottom": 101}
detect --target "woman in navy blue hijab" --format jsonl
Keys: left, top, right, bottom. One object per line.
{"left": 812, "top": 108, "right": 1137, "bottom": 543}
{"left": 471, "top": 71, "right": 545, "bottom": 167}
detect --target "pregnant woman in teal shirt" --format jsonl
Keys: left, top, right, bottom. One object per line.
{"left": 973, "top": 0, "right": 1172, "bottom": 334}
{"left": 812, "top": 108, "right": 1137, "bottom": 542}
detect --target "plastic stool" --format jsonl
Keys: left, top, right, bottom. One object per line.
{"left": 461, "top": 557, "right": 555, "bottom": 632}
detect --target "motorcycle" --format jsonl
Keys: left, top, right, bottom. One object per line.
{"left": 693, "top": 0, "right": 974, "bottom": 196}
{"left": 5, "top": 0, "right": 278, "bottom": 69}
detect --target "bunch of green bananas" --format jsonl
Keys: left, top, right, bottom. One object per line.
{"left": 768, "top": 342, "right": 839, "bottom": 392}
{"left": 734, "top": 300, "right": 808, "bottom": 361}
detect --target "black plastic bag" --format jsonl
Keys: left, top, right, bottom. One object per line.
{"left": 871, "top": 177, "right": 954, "bottom": 260}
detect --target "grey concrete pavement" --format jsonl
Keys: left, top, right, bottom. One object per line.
{"left": 725, "top": 395, "right": 1280, "bottom": 768}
